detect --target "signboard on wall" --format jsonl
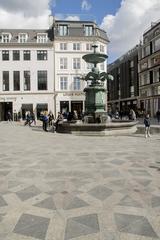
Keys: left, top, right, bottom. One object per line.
{"left": 63, "top": 92, "right": 85, "bottom": 97}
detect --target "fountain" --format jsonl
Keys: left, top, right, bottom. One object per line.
{"left": 57, "top": 45, "right": 138, "bottom": 135}
{"left": 82, "top": 44, "right": 113, "bottom": 123}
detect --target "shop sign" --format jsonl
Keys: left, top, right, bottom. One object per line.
{"left": 63, "top": 92, "right": 85, "bottom": 97}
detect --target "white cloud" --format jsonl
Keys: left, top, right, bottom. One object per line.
{"left": 55, "top": 14, "right": 80, "bottom": 21}
{"left": 65, "top": 15, "right": 80, "bottom": 21}
{"left": 81, "top": 0, "right": 91, "bottom": 11}
{"left": 0, "top": 0, "right": 51, "bottom": 29}
{"left": 100, "top": 0, "right": 160, "bottom": 62}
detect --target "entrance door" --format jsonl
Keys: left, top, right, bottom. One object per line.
{"left": 21, "top": 104, "right": 33, "bottom": 120}
{"left": 71, "top": 101, "right": 83, "bottom": 119}
{"left": 60, "top": 101, "right": 69, "bottom": 113}
{"left": 0, "top": 102, "right": 13, "bottom": 121}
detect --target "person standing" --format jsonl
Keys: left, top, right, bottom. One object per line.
{"left": 156, "top": 109, "right": 160, "bottom": 124}
{"left": 55, "top": 112, "right": 63, "bottom": 131}
{"left": 48, "top": 111, "right": 54, "bottom": 127}
{"left": 7, "top": 111, "right": 12, "bottom": 121}
{"left": 42, "top": 112, "right": 48, "bottom": 132}
{"left": 129, "top": 109, "right": 136, "bottom": 121}
{"left": 144, "top": 113, "right": 151, "bottom": 138}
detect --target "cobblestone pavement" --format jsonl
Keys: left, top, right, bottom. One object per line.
{"left": 0, "top": 121, "right": 160, "bottom": 240}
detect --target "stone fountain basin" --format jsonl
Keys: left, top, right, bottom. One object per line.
{"left": 82, "top": 53, "right": 108, "bottom": 64}
{"left": 57, "top": 120, "right": 138, "bottom": 136}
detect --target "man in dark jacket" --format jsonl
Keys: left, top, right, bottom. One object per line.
{"left": 144, "top": 113, "right": 151, "bottom": 138}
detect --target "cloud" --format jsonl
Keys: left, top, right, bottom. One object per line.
{"left": 55, "top": 14, "right": 80, "bottom": 21}
{"left": 0, "top": 0, "right": 51, "bottom": 28}
{"left": 65, "top": 15, "right": 80, "bottom": 21}
{"left": 100, "top": 0, "right": 160, "bottom": 62}
{"left": 81, "top": 0, "right": 91, "bottom": 11}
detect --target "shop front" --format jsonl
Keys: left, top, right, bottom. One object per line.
{"left": 56, "top": 92, "right": 85, "bottom": 119}
{"left": 0, "top": 101, "right": 13, "bottom": 121}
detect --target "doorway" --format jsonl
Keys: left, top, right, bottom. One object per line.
{"left": 71, "top": 101, "right": 83, "bottom": 119}
{"left": 21, "top": 104, "right": 33, "bottom": 120}
{"left": 0, "top": 102, "right": 13, "bottom": 121}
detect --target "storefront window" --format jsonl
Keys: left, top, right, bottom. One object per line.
{"left": 36, "top": 104, "right": 48, "bottom": 119}
{"left": 60, "top": 101, "right": 69, "bottom": 113}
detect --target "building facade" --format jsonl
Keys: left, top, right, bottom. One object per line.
{"left": 0, "top": 29, "right": 54, "bottom": 120}
{"left": 107, "top": 46, "right": 139, "bottom": 114}
{"left": 138, "top": 21, "right": 160, "bottom": 116}
{"left": 0, "top": 20, "right": 109, "bottom": 120}
{"left": 53, "top": 20, "right": 108, "bottom": 117}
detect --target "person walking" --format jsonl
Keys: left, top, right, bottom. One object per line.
{"left": 24, "top": 111, "right": 31, "bottom": 126}
{"left": 144, "top": 113, "right": 151, "bottom": 138}
{"left": 156, "top": 109, "right": 160, "bottom": 124}
{"left": 29, "top": 111, "right": 36, "bottom": 126}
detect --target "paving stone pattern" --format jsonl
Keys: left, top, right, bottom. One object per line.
{"left": 0, "top": 122, "right": 160, "bottom": 240}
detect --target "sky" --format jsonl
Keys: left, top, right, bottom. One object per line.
{"left": 0, "top": 0, "right": 160, "bottom": 63}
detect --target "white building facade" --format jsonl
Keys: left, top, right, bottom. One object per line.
{"left": 0, "top": 20, "right": 109, "bottom": 120}
{"left": 53, "top": 20, "right": 109, "bottom": 118}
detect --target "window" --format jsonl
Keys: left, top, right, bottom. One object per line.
{"left": 100, "top": 45, "right": 104, "bottom": 52}
{"left": 143, "top": 45, "right": 150, "bottom": 57}
{"left": 140, "top": 73, "right": 149, "bottom": 86}
{"left": 2, "top": 33, "right": 10, "bottom": 43}
{"left": 73, "top": 58, "right": 81, "bottom": 69}
{"left": 3, "top": 71, "right": 9, "bottom": 91}
{"left": 23, "top": 50, "right": 30, "bottom": 60}
{"left": 37, "top": 71, "right": 47, "bottom": 90}
{"left": 73, "top": 77, "right": 80, "bottom": 90}
{"left": 73, "top": 43, "right": 80, "bottom": 50}
{"left": 154, "top": 38, "right": 160, "bottom": 52}
{"left": 144, "top": 37, "right": 148, "bottom": 44}
{"left": 37, "top": 50, "right": 47, "bottom": 60}
{"left": 24, "top": 71, "right": 30, "bottom": 91}
{"left": 13, "top": 71, "right": 20, "bottom": 91}
{"left": 59, "top": 25, "right": 68, "bottom": 36}
{"left": 153, "top": 68, "right": 160, "bottom": 83}
{"left": 60, "top": 77, "right": 68, "bottom": 90}
{"left": 37, "top": 34, "right": 48, "bottom": 43}
{"left": 2, "top": 50, "right": 9, "bottom": 61}
{"left": 60, "top": 43, "right": 67, "bottom": 50}
{"left": 60, "top": 58, "right": 67, "bottom": 69}
{"left": 84, "top": 26, "right": 93, "bottom": 36}
{"left": 130, "top": 60, "right": 134, "bottom": 68}
{"left": 18, "top": 33, "right": 27, "bottom": 43}
{"left": 13, "top": 50, "right": 20, "bottom": 61}
{"left": 86, "top": 43, "right": 92, "bottom": 51}
{"left": 36, "top": 104, "right": 48, "bottom": 119}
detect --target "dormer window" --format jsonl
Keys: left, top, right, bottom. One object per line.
{"left": 59, "top": 25, "right": 68, "bottom": 36}
{"left": 1, "top": 33, "right": 11, "bottom": 43}
{"left": 18, "top": 33, "right": 28, "bottom": 43}
{"left": 37, "top": 33, "right": 48, "bottom": 43}
{"left": 84, "top": 25, "right": 94, "bottom": 36}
